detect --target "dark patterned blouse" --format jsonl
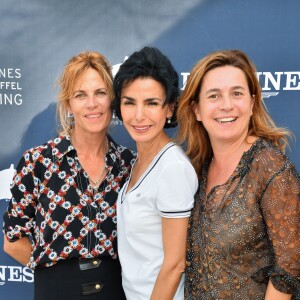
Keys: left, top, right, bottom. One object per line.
{"left": 185, "top": 138, "right": 300, "bottom": 300}
{"left": 3, "top": 135, "right": 136, "bottom": 269}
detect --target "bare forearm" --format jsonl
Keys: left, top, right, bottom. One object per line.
{"left": 150, "top": 264, "right": 184, "bottom": 300}
{"left": 3, "top": 236, "right": 32, "bottom": 266}
{"left": 264, "top": 280, "right": 292, "bottom": 300}
{"left": 151, "top": 217, "right": 189, "bottom": 299}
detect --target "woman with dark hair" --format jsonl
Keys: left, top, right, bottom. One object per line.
{"left": 177, "top": 49, "right": 300, "bottom": 299}
{"left": 3, "top": 51, "right": 135, "bottom": 299}
{"left": 113, "top": 46, "right": 198, "bottom": 300}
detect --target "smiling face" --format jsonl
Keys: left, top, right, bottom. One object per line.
{"left": 194, "top": 65, "right": 254, "bottom": 147}
{"left": 120, "top": 77, "right": 172, "bottom": 147}
{"left": 68, "top": 68, "right": 112, "bottom": 138}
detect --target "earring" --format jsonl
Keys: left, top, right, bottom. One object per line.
{"left": 67, "top": 111, "right": 74, "bottom": 118}
{"left": 167, "top": 117, "right": 171, "bottom": 124}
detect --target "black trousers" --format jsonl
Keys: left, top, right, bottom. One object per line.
{"left": 34, "top": 257, "right": 126, "bottom": 300}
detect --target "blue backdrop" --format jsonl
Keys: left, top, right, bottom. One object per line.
{"left": 1, "top": 0, "right": 299, "bottom": 298}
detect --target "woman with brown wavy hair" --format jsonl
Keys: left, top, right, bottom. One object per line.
{"left": 177, "top": 49, "right": 300, "bottom": 299}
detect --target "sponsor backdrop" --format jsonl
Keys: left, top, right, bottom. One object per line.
{"left": 0, "top": 0, "right": 299, "bottom": 298}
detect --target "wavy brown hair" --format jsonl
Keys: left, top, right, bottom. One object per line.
{"left": 177, "top": 49, "right": 291, "bottom": 178}
{"left": 57, "top": 51, "right": 113, "bottom": 135}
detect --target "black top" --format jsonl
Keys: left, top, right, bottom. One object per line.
{"left": 3, "top": 134, "right": 136, "bottom": 269}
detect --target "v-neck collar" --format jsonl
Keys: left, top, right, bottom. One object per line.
{"left": 120, "top": 142, "right": 176, "bottom": 203}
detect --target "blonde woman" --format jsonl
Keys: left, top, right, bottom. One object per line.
{"left": 3, "top": 51, "right": 135, "bottom": 299}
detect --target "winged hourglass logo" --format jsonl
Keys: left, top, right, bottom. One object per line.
{"left": 111, "top": 56, "right": 128, "bottom": 77}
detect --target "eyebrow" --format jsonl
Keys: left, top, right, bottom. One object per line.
{"left": 231, "top": 86, "right": 245, "bottom": 90}
{"left": 121, "top": 96, "right": 164, "bottom": 102}
{"left": 121, "top": 96, "right": 134, "bottom": 101}
{"left": 205, "top": 88, "right": 220, "bottom": 95}
{"left": 73, "top": 87, "right": 107, "bottom": 94}
{"left": 145, "top": 97, "right": 164, "bottom": 103}
{"left": 73, "top": 90, "right": 85, "bottom": 94}
{"left": 205, "top": 86, "right": 245, "bottom": 95}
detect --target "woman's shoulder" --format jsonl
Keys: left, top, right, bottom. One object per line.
{"left": 249, "top": 137, "right": 296, "bottom": 176}
{"left": 158, "top": 142, "right": 196, "bottom": 175}
{"left": 154, "top": 143, "right": 198, "bottom": 193}
{"left": 162, "top": 142, "right": 191, "bottom": 162}
{"left": 13, "top": 136, "right": 70, "bottom": 175}
{"left": 107, "top": 135, "right": 136, "bottom": 163}
{"left": 22, "top": 135, "right": 66, "bottom": 160}
{"left": 253, "top": 138, "right": 288, "bottom": 161}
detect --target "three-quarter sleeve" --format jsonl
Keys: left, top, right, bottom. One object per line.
{"left": 185, "top": 193, "right": 202, "bottom": 298}
{"left": 259, "top": 163, "right": 300, "bottom": 295}
{"left": 156, "top": 158, "right": 198, "bottom": 218}
{"left": 3, "top": 150, "right": 38, "bottom": 242}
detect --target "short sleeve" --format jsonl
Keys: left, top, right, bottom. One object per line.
{"left": 259, "top": 163, "right": 300, "bottom": 295}
{"left": 156, "top": 154, "right": 198, "bottom": 218}
{"left": 3, "top": 150, "right": 37, "bottom": 242}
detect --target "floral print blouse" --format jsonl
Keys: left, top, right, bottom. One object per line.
{"left": 3, "top": 135, "right": 135, "bottom": 269}
{"left": 185, "top": 138, "right": 300, "bottom": 299}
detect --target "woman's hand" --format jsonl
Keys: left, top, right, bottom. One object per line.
{"left": 264, "top": 280, "right": 292, "bottom": 300}
{"left": 3, "top": 236, "right": 32, "bottom": 266}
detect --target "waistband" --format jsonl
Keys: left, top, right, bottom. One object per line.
{"left": 34, "top": 256, "right": 123, "bottom": 298}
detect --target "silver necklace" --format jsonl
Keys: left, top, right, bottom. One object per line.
{"left": 88, "top": 138, "right": 109, "bottom": 190}
{"left": 72, "top": 135, "right": 109, "bottom": 191}
{"left": 89, "top": 165, "right": 107, "bottom": 190}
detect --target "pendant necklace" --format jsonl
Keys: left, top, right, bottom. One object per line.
{"left": 88, "top": 138, "right": 109, "bottom": 191}
{"left": 89, "top": 165, "right": 107, "bottom": 190}
{"left": 72, "top": 136, "right": 109, "bottom": 191}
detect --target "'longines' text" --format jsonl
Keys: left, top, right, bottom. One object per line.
{"left": 181, "top": 71, "right": 300, "bottom": 92}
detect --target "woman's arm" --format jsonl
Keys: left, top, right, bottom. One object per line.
{"left": 3, "top": 236, "right": 32, "bottom": 266}
{"left": 3, "top": 149, "right": 37, "bottom": 267}
{"left": 265, "top": 280, "right": 292, "bottom": 300}
{"left": 260, "top": 158, "right": 300, "bottom": 297}
{"left": 150, "top": 217, "right": 189, "bottom": 300}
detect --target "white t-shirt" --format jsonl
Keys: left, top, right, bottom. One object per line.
{"left": 117, "top": 143, "right": 198, "bottom": 300}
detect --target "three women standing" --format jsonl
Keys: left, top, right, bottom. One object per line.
{"left": 4, "top": 47, "right": 299, "bottom": 300}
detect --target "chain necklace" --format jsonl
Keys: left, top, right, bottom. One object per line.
{"left": 71, "top": 135, "right": 109, "bottom": 191}
{"left": 88, "top": 138, "right": 109, "bottom": 190}
{"left": 89, "top": 165, "right": 107, "bottom": 190}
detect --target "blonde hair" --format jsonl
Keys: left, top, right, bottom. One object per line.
{"left": 177, "top": 49, "right": 291, "bottom": 178}
{"left": 57, "top": 51, "right": 113, "bottom": 135}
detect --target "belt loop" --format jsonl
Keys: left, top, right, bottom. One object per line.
{"left": 82, "top": 282, "right": 104, "bottom": 295}
{"left": 79, "top": 258, "right": 101, "bottom": 271}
